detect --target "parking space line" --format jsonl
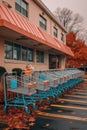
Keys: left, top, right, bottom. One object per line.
{"left": 65, "top": 95, "right": 87, "bottom": 99}
{"left": 72, "top": 92, "right": 87, "bottom": 95}
{"left": 51, "top": 104, "right": 87, "bottom": 110}
{"left": 58, "top": 98, "right": 87, "bottom": 104}
{"left": 38, "top": 112, "right": 87, "bottom": 122}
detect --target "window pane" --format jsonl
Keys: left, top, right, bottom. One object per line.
{"left": 36, "top": 51, "right": 39, "bottom": 62}
{"left": 36, "top": 50, "right": 44, "bottom": 63}
{"left": 53, "top": 27, "right": 58, "bottom": 37}
{"left": 27, "top": 49, "right": 33, "bottom": 61}
{"left": 15, "top": 0, "right": 28, "bottom": 17}
{"left": 13, "top": 44, "right": 21, "bottom": 60}
{"left": 39, "top": 15, "right": 46, "bottom": 30}
{"left": 61, "top": 33, "right": 64, "bottom": 42}
{"left": 21, "top": 1, "right": 27, "bottom": 9}
{"left": 22, "top": 47, "right": 27, "bottom": 61}
{"left": 41, "top": 52, "right": 44, "bottom": 62}
{"left": 21, "top": 8, "right": 28, "bottom": 17}
{"left": 4, "top": 41, "right": 13, "bottom": 59}
{"left": 4, "top": 41, "right": 34, "bottom": 62}
{"left": 16, "top": 0, "right": 21, "bottom": 4}
{"left": 15, "top": 3, "right": 21, "bottom": 12}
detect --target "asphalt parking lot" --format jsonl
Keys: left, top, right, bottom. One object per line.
{"left": 0, "top": 80, "right": 87, "bottom": 130}
{"left": 30, "top": 80, "right": 87, "bottom": 130}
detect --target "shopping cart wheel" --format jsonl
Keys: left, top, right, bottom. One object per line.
{"left": 33, "top": 103, "right": 38, "bottom": 110}
{"left": 25, "top": 106, "right": 30, "bottom": 113}
{"left": 3, "top": 106, "right": 8, "bottom": 113}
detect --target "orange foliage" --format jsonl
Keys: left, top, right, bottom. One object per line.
{"left": 66, "top": 32, "right": 87, "bottom": 68}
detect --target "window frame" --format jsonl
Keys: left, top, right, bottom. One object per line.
{"left": 22, "top": 46, "right": 27, "bottom": 61}
{"left": 53, "top": 27, "right": 58, "bottom": 37}
{"left": 15, "top": 0, "right": 28, "bottom": 17}
{"left": 27, "top": 48, "right": 33, "bottom": 62}
{"left": 39, "top": 15, "right": 47, "bottom": 30}
{"left": 4, "top": 40, "right": 34, "bottom": 62}
{"left": 36, "top": 50, "right": 44, "bottom": 63}
{"left": 4, "top": 41, "right": 13, "bottom": 60}
{"left": 13, "top": 44, "right": 21, "bottom": 60}
{"left": 61, "top": 33, "right": 64, "bottom": 42}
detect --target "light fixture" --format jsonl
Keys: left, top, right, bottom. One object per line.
{"left": 16, "top": 36, "right": 28, "bottom": 41}
{"left": 2, "top": 1, "right": 12, "bottom": 8}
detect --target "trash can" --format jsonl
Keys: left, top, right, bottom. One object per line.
{"left": 10, "top": 78, "right": 17, "bottom": 89}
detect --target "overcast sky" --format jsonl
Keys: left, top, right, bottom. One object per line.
{"left": 42, "top": 0, "right": 87, "bottom": 28}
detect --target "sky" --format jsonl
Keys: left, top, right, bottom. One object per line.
{"left": 41, "top": 0, "right": 87, "bottom": 28}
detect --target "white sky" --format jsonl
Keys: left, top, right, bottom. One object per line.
{"left": 41, "top": 0, "right": 87, "bottom": 28}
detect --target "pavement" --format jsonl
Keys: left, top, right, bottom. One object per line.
{"left": 0, "top": 77, "right": 87, "bottom": 130}
{"left": 30, "top": 80, "right": 87, "bottom": 130}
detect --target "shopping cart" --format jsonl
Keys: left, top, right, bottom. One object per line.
{"left": 3, "top": 71, "right": 37, "bottom": 113}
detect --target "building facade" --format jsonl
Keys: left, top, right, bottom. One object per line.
{"left": 0, "top": 0, "right": 73, "bottom": 71}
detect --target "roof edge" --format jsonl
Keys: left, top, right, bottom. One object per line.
{"left": 33, "top": 0, "right": 67, "bottom": 33}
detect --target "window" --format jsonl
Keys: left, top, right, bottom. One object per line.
{"left": 13, "top": 44, "right": 21, "bottom": 60}
{"left": 39, "top": 15, "right": 47, "bottom": 30}
{"left": 22, "top": 46, "right": 27, "bottom": 61}
{"left": 53, "top": 27, "right": 58, "bottom": 37}
{"left": 27, "top": 48, "right": 33, "bottom": 61}
{"left": 4, "top": 41, "right": 34, "bottom": 62}
{"left": 4, "top": 41, "right": 13, "bottom": 59}
{"left": 15, "top": 0, "right": 28, "bottom": 17}
{"left": 36, "top": 50, "right": 44, "bottom": 63}
{"left": 61, "top": 33, "right": 64, "bottom": 42}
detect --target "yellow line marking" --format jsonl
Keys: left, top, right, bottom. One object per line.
{"left": 73, "top": 92, "right": 87, "bottom": 95}
{"left": 38, "top": 112, "right": 87, "bottom": 122}
{"left": 74, "top": 90, "right": 87, "bottom": 92}
{"left": 58, "top": 98, "right": 87, "bottom": 104}
{"left": 51, "top": 104, "right": 87, "bottom": 110}
{"left": 65, "top": 95, "right": 87, "bottom": 99}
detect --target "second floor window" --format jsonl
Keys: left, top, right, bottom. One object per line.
{"left": 15, "top": 0, "right": 28, "bottom": 17}
{"left": 53, "top": 27, "right": 58, "bottom": 37}
{"left": 39, "top": 15, "right": 47, "bottom": 30}
{"left": 61, "top": 33, "right": 64, "bottom": 42}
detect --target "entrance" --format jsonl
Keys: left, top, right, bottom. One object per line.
{"left": 49, "top": 54, "right": 59, "bottom": 69}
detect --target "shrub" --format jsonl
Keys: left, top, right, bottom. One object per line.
{"left": 0, "top": 66, "right": 6, "bottom": 76}
{"left": 0, "top": 66, "right": 6, "bottom": 83}
{"left": 12, "top": 68, "right": 22, "bottom": 76}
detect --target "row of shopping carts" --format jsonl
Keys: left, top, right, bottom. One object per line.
{"left": 3, "top": 68, "right": 84, "bottom": 113}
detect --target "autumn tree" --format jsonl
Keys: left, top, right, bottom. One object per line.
{"left": 54, "top": 7, "right": 87, "bottom": 67}
{"left": 66, "top": 32, "right": 87, "bottom": 68}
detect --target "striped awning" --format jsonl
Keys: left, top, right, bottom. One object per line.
{"left": 0, "top": 3, "right": 74, "bottom": 56}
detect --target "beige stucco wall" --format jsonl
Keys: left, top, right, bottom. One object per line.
{"left": 0, "top": 37, "right": 65, "bottom": 71}
{"left": 0, "top": 0, "right": 66, "bottom": 71}
{"left": 0, "top": 38, "right": 49, "bottom": 71}
{"left": 0, "top": 0, "right": 66, "bottom": 43}
{"left": 29, "top": 0, "right": 66, "bottom": 43}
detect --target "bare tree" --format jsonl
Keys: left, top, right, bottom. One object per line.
{"left": 54, "top": 7, "right": 73, "bottom": 30}
{"left": 54, "top": 7, "right": 87, "bottom": 44}
{"left": 54, "top": 7, "right": 83, "bottom": 32}
{"left": 69, "top": 13, "right": 84, "bottom": 32}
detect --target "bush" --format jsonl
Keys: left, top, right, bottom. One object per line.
{"left": 12, "top": 68, "right": 22, "bottom": 76}
{"left": 0, "top": 66, "right": 6, "bottom": 76}
{"left": 0, "top": 66, "right": 6, "bottom": 82}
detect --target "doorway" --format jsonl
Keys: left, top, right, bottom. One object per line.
{"left": 49, "top": 54, "right": 59, "bottom": 69}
